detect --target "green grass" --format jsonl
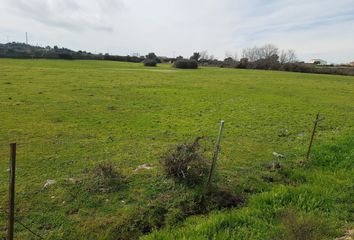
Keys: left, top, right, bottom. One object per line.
{"left": 0, "top": 59, "right": 353, "bottom": 239}
{"left": 143, "top": 136, "right": 354, "bottom": 239}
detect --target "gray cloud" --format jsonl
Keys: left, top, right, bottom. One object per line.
{"left": 5, "top": 0, "right": 122, "bottom": 32}
{"left": 0, "top": 0, "right": 353, "bottom": 63}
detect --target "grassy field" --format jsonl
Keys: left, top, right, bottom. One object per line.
{"left": 0, "top": 59, "right": 353, "bottom": 239}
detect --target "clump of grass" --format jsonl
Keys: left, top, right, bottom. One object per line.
{"left": 85, "top": 162, "right": 124, "bottom": 193}
{"left": 277, "top": 209, "right": 335, "bottom": 240}
{"left": 162, "top": 137, "right": 208, "bottom": 186}
{"left": 106, "top": 205, "right": 168, "bottom": 240}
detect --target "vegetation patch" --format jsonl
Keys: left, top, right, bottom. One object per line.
{"left": 143, "top": 59, "right": 157, "bottom": 67}
{"left": 106, "top": 205, "right": 168, "bottom": 240}
{"left": 143, "top": 136, "right": 354, "bottom": 239}
{"left": 84, "top": 162, "right": 125, "bottom": 193}
{"left": 0, "top": 59, "right": 353, "bottom": 239}
{"left": 277, "top": 209, "right": 336, "bottom": 240}
{"left": 173, "top": 59, "right": 198, "bottom": 69}
{"left": 161, "top": 137, "right": 208, "bottom": 186}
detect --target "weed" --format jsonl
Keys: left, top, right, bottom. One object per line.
{"left": 277, "top": 209, "right": 336, "bottom": 240}
{"left": 162, "top": 137, "right": 208, "bottom": 186}
{"left": 85, "top": 162, "right": 124, "bottom": 193}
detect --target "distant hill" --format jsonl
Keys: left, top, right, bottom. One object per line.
{"left": 0, "top": 42, "right": 144, "bottom": 62}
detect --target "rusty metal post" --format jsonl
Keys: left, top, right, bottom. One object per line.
{"left": 306, "top": 114, "right": 322, "bottom": 160}
{"left": 8, "top": 143, "right": 16, "bottom": 240}
{"left": 206, "top": 120, "right": 225, "bottom": 190}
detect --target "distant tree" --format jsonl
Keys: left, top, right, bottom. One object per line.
{"left": 199, "top": 50, "right": 209, "bottom": 60}
{"left": 238, "top": 58, "right": 249, "bottom": 68}
{"left": 53, "top": 45, "right": 58, "bottom": 50}
{"left": 280, "top": 49, "right": 297, "bottom": 64}
{"left": 223, "top": 57, "right": 237, "bottom": 67}
{"left": 144, "top": 59, "right": 157, "bottom": 67}
{"left": 224, "top": 57, "right": 234, "bottom": 62}
{"left": 58, "top": 53, "right": 73, "bottom": 60}
{"left": 242, "top": 47, "right": 258, "bottom": 62}
{"left": 260, "top": 44, "right": 279, "bottom": 59}
{"left": 190, "top": 52, "right": 201, "bottom": 62}
{"left": 145, "top": 52, "right": 161, "bottom": 63}
{"left": 253, "top": 54, "right": 280, "bottom": 70}
{"left": 146, "top": 52, "right": 157, "bottom": 60}
{"left": 242, "top": 44, "right": 279, "bottom": 62}
{"left": 176, "top": 56, "right": 184, "bottom": 61}
{"left": 173, "top": 59, "right": 198, "bottom": 69}
{"left": 225, "top": 51, "right": 238, "bottom": 61}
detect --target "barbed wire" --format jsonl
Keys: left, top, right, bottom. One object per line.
{"left": 0, "top": 208, "right": 44, "bottom": 239}
{"left": 0, "top": 135, "right": 218, "bottom": 149}
{"left": 15, "top": 219, "right": 44, "bottom": 239}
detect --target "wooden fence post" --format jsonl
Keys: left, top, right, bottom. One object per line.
{"left": 8, "top": 143, "right": 16, "bottom": 240}
{"left": 206, "top": 120, "right": 225, "bottom": 191}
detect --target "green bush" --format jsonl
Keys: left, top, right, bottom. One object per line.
{"left": 173, "top": 59, "right": 198, "bottom": 69}
{"left": 144, "top": 59, "right": 157, "bottom": 67}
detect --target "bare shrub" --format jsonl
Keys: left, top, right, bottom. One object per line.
{"left": 162, "top": 137, "right": 208, "bottom": 185}
{"left": 86, "top": 162, "right": 124, "bottom": 193}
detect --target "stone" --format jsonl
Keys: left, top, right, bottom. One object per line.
{"left": 272, "top": 152, "right": 285, "bottom": 158}
{"left": 134, "top": 163, "right": 154, "bottom": 172}
{"left": 43, "top": 179, "right": 57, "bottom": 189}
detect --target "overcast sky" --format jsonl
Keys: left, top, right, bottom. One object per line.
{"left": 1, "top": 0, "right": 354, "bottom": 63}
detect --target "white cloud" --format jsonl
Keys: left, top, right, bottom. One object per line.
{"left": 0, "top": 0, "right": 353, "bottom": 63}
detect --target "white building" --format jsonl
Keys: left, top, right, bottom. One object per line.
{"left": 309, "top": 59, "right": 327, "bottom": 65}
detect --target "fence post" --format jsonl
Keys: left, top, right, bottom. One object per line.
{"left": 306, "top": 113, "right": 323, "bottom": 161}
{"left": 206, "top": 120, "right": 225, "bottom": 191}
{"left": 8, "top": 143, "right": 16, "bottom": 240}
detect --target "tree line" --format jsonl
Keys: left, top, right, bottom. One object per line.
{"left": 1, "top": 42, "right": 353, "bottom": 75}
{"left": 0, "top": 42, "right": 144, "bottom": 62}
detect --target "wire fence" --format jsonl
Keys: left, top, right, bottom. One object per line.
{"left": 0, "top": 133, "right": 225, "bottom": 239}
{"left": 0, "top": 127, "right": 298, "bottom": 239}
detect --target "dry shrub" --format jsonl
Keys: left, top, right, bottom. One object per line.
{"left": 162, "top": 137, "right": 208, "bottom": 186}
{"left": 86, "top": 162, "right": 124, "bottom": 193}
{"left": 278, "top": 209, "right": 334, "bottom": 240}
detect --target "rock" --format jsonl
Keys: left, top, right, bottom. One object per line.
{"left": 134, "top": 163, "right": 154, "bottom": 172}
{"left": 67, "top": 178, "right": 79, "bottom": 184}
{"left": 43, "top": 179, "right": 57, "bottom": 189}
{"left": 272, "top": 152, "right": 285, "bottom": 158}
